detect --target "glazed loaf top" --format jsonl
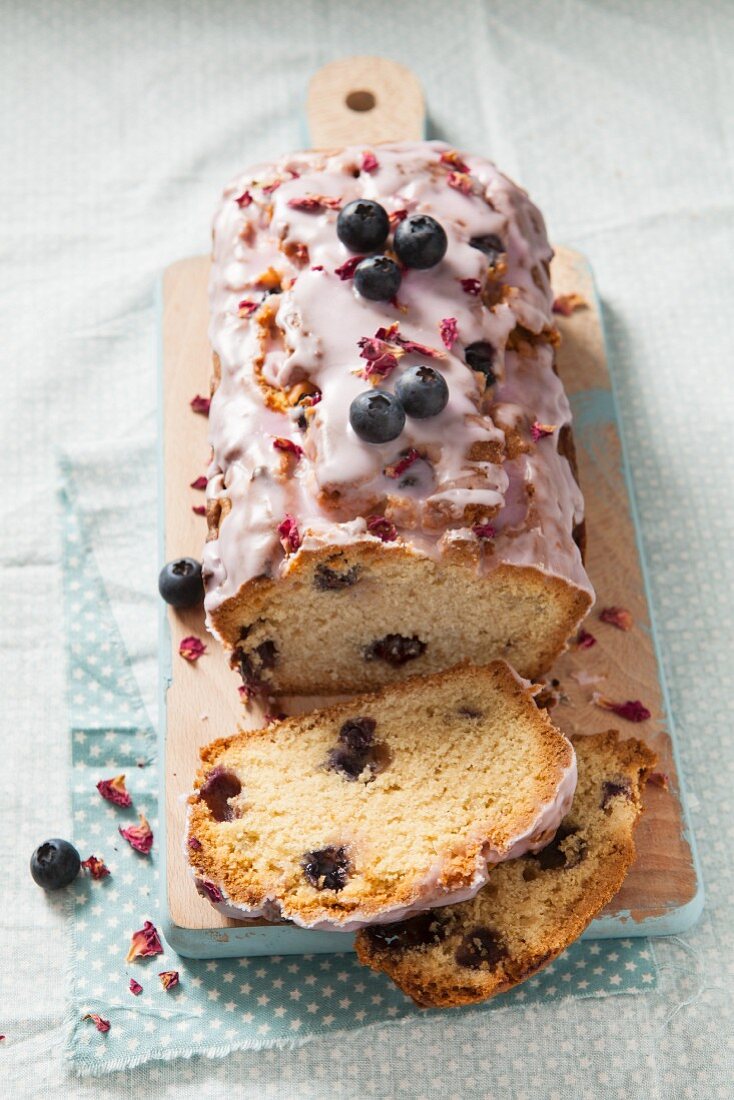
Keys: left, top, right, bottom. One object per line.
{"left": 203, "top": 140, "right": 592, "bottom": 618}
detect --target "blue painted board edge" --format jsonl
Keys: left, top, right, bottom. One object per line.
{"left": 156, "top": 256, "right": 703, "bottom": 959}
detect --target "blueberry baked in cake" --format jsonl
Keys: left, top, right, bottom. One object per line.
{"left": 202, "top": 140, "right": 594, "bottom": 696}
{"left": 186, "top": 663, "right": 577, "bottom": 930}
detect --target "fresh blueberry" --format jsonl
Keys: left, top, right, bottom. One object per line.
{"left": 158, "top": 558, "right": 204, "bottom": 608}
{"left": 353, "top": 256, "right": 402, "bottom": 302}
{"left": 349, "top": 389, "right": 405, "bottom": 444}
{"left": 30, "top": 839, "right": 81, "bottom": 890}
{"left": 336, "top": 199, "right": 390, "bottom": 253}
{"left": 469, "top": 233, "right": 504, "bottom": 263}
{"left": 464, "top": 341, "right": 496, "bottom": 385}
{"left": 395, "top": 365, "right": 449, "bottom": 419}
{"left": 394, "top": 214, "right": 448, "bottom": 269}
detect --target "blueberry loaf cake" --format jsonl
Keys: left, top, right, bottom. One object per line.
{"left": 187, "top": 663, "right": 576, "bottom": 930}
{"left": 203, "top": 140, "right": 593, "bottom": 695}
{"left": 355, "top": 731, "right": 656, "bottom": 1006}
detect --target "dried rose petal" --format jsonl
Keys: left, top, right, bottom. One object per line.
{"left": 83, "top": 1013, "right": 110, "bottom": 1033}
{"left": 273, "top": 437, "right": 304, "bottom": 458}
{"left": 277, "top": 514, "right": 301, "bottom": 555}
{"left": 190, "top": 394, "right": 210, "bottom": 417}
{"left": 129, "top": 978, "right": 143, "bottom": 996}
{"left": 237, "top": 298, "right": 259, "bottom": 316}
{"left": 361, "top": 151, "right": 379, "bottom": 173}
{"left": 287, "top": 195, "right": 342, "bottom": 212}
{"left": 188, "top": 836, "right": 202, "bottom": 851}
{"left": 367, "top": 516, "right": 398, "bottom": 543}
{"left": 192, "top": 504, "right": 206, "bottom": 516}
{"left": 531, "top": 421, "right": 557, "bottom": 442}
{"left": 159, "top": 970, "right": 180, "bottom": 991}
{"left": 190, "top": 475, "right": 207, "bottom": 490}
{"left": 119, "top": 814, "right": 154, "bottom": 855}
{"left": 126, "top": 920, "right": 163, "bottom": 961}
{"left": 179, "top": 635, "right": 206, "bottom": 662}
{"left": 440, "top": 317, "right": 458, "bottom": 349}
{"left": 592, "top": 694, "right": 651, "bottom": 723}
{"left": 599, "top": 606, "right": 634, "bottom": 631}
{"left": 389, "top": 208, "right": 408, "bottom": 229}
{"left": 472, "top": 522, "right": 496, "bottom": 541}
{"left": 459, "top": 278, "right": 482, "bottom": 296}
{"left": 552, "top": 293, "right": 588, "bottom": 317}
{"left": 440, "top": 149, "right": 471, "bottom": 173}
{"left": 394, "top": 335, "right": 444, "bottom": 358}
{"left": 238, "top": 683, "right": 255, "bottom": 704}
{"left": 447, "top": 171, "right": 474, "bottom": 195}
{"left": 234, "top": 190, "right": 253, "bottom": 209}
{"left": 335, "top": 254, "right": 365, "bottom": 280}
{"left": 384, "top": 448, "right": 421, "bottom": 479}
{"left": 96, "top": 775, "right": 132, "bottom": 808}
{"left": 261, "top": 179, "right": 282, "bottom": 194}
{"left": 81, "top": 855, "right": 110, "bottom": 880}
{"left": 311, "top": 265, "right": 325, "bottom": 272}
{"left": 199, "top": 880, "right": 224, "bottom": 904}
{"left": 576, "top": 629, "right": 597, "bottom": 649}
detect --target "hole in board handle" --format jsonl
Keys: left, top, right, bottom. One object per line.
{"left": 345, "top": 89, "right": 376, "bottom": 113}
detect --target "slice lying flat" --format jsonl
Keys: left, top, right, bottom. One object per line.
{"left": 187, "top": 662, "right": 576, "bottom": 930}
{"left": 354, "top": 731, "right": 656, "bottom": 1006}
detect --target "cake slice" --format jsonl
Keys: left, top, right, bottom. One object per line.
{"left": 187, "top": 662, "right": 576, "bottom": 930}
{"left": 354, "top": 731, "right": 656, "bottom": 1006}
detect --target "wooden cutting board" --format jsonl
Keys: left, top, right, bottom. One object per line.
{"left": 158, "top": 59, "right": 702, "bottom": 958}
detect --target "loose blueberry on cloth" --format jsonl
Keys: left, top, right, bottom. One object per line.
{"left": 59, "top": 452, "right": 658, "bottom": 1076}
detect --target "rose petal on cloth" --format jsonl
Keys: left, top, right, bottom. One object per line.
{"left": 179, "top": 635, "right": 206, "bottom": 662}
{"left": 159, "top": 970, "right": 180, "bottom": 991}
{"left": 81, "top": 855, "right": 110, "bottom": 880}
{"left": 592, "top": 693, "right": 651, "bottom": 722}
{"left": 126, "top": 920, "right": 163, "bottom": 962}
{"left": 96, "top": 774, "right": 132, "bottom": 808}
{"left": 119, "top": 814, "right": 154, "bottom": 855}
{"left": 129, "top": 979, "right": 143, "bottom": 996}
{"left": 600, "top": 605, "right": 634, "bottom": 631}
{"left": 83, "top": 1014, "right": 110, "bottom": 1033}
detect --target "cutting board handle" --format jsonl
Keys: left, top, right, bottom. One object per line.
{"left": 307, "top": 56, "right": 425, "bottom": 148}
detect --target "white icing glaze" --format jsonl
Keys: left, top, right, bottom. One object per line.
{"left": 188, "top": 727, "right": 578, "bottom": 932}
{"left": 203, "top": 140, "right": 593, "bottom": 617}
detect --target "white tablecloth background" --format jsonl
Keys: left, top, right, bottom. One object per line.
{"left": 2, "top": 1, "right": 732, "bottom": 1095}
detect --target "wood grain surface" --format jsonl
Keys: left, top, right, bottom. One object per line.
{"left": 161, "top": 249, "right": 698, "bottom": 940}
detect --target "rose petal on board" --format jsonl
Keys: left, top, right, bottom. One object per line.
{"left": 599, "top": 606, "right": 634, "bottom": 631}
{"left": 592, "top": 693, "right": 651, "bottom": 723}
{"left": 179, "top": 636, "right": 206, "bottom": 662}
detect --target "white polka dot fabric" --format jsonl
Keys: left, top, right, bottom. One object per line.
{"left": 2, "top": 0, "right": 732, "bottom": 1095}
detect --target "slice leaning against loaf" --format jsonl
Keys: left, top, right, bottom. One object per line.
{"left": 187, "top": 662, "right": 576, "bottom": 931}
{"left": 354, "top": 730, "right": 656, "bottom": 1006}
